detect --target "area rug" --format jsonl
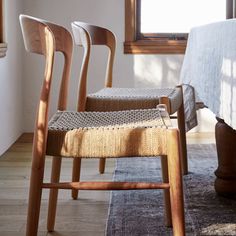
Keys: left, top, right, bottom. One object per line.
{"left": 106, "top": 144, "right": 236, "bottom": 236}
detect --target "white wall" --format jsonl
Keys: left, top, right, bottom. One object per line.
{"left": 0, "top": 0, "right": 24, "bottom": 155}
{"left": 22, "top": 0, "right": 216, "bottom": 132}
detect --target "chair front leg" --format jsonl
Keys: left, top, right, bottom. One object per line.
{"left": 26, "top": 151, "right": 46, "bottom": 236}
{"left": 167, "top": 130, "right": 185, "bottom": 236}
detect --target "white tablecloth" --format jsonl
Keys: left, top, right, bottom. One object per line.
{"left": 181, "top": 19, "right": 236, "bottom": 130}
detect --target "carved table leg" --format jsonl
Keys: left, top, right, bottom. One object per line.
{"left": 214, "top": 117, "right": 236, "bottom": 198}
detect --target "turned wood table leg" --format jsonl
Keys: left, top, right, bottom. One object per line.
{"left": 214, "top": 117, "right": 236, "bottom": 198}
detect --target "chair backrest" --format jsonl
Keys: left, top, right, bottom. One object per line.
{"left": 20, "top": 15, "right": 73, "bottom": 111}
{"left": 19, "top": 14, "right": 73, "bottom": 156}
{"left": 71, "top": 21, "right": 116, "bottom": 111}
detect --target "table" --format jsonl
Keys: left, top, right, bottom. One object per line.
{"left": 181, "top": 19, "right": 236, "bottom": 197}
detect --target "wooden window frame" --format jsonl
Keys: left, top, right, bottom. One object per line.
{"left": 0, "top": 0, "right": 7, "bottom": 57}
{"left": 124, "top": 0, "right": 233, "bottom": 54}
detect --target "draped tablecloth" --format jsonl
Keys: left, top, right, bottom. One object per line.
{"left": 181, "top": 19, "right": 236, "bottom": 130}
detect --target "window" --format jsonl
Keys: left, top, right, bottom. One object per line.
{"left": 0, "top": 0, "right": 7, "bottom": 57}
{"left": 124, "top": 0, "right": 234, "bottom": 54}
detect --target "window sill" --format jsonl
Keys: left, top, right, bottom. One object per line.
{"left": 124, "top": 39, "right": 187, "bottom": 54}
{"left": 0, "top": 42, "right": 7, "bottom": 57}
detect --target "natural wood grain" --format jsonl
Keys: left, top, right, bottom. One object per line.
{"left": 0, "top": 0, "right": 3, "bottom": 43}
{"left": 0, "top": 0, "right": 7, "bottom": 57}
{"left": 71, "top": 21, "right": 116, "bottom": 111}
{"left": 42, "top": 181, "right": 170, "bottom": 190}
{"left": 20, "top": 15, "right": 185, "bottom": 236}
{"left": 167, "top": 129, "right": 185, "bottom": 236}
{"left": 215, "top": 119, "right": 236, "bottom": 197}
{"left": 19, "top": 14, "right": 73, "bottom": 236}
{"left": 124, "top": 0, "right": 186, "bottom": 54}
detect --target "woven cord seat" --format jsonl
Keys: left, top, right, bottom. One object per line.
{"left": 20, "top": 15, "right": 185, "bottom": 236}
{"left": 47, "top": 108, "right": 171, "bottom": 158}
{"left": 86, "top": 87, "right": 182, "bottom": 114}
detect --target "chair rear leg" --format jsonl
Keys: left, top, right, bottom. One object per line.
{"left": 161, "top": 156, "right": 172, "bottom": 227}
{"left": 47, "top": 157, "right": 62, "bottom": 232}
{"left": 99, "top": 159, "right": 106, "bottom": 174}
{"left": 26, "top": 152, "right": 45, "bottom": 236}
{"left": 167, "top": 130, "right": 185, "bottom": 236}
{"left": 177, "top": 101, "right": 188, "bottom": 175}
{"left": 71, "top": 158, "right": 81, "bottom": 199}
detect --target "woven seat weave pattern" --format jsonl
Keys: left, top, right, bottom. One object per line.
{"left": 86, "top": 87, "right": 182, "bottom": 114}
{"left": 46, "top": 108, "right": 171, "bottom": 158}
{"left": 89, "top": 88, "right": 175, "bottom": 98}
{"left": 48, "top": 108, "right": 171, "bottom": 131}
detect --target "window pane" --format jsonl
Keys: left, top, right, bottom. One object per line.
{"left": 141, "top": 0, "right": 226, "bottom": 33}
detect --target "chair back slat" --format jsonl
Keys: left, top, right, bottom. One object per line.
{"left": 71, "top": 21, "right": 116, "bottom": 110}
{"left": 72, "top": 21, "right": 115, "bottom": 48}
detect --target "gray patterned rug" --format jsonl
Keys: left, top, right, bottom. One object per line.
{"left": 106, "top": 144, "right": 236, "bottom": 236}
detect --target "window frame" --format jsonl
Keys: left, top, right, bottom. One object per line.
{"left": 0, "top": 0, "right": 7, "bottom": 58}
{"left": 124, "top": 0, "right": 233, "bottom": 54}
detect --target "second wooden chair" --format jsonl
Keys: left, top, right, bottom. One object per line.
{"left": 71, "top": 21, "right": 188, "bottom": 199}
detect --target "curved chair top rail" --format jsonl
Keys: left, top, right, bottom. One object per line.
{"left": 20, "top": 14, "right": 73, "bottom": 56}
{"left": 71, "top": 21, "right": 116, "bottom": 48}
{"left": 19, "top": 14, "right": 53, "bottom": 55}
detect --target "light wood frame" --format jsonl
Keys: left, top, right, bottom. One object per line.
{"left": 0, "top": 0, "right": 7, "bottom": 57}
{"left": 124, "top": 0, "right": 233, "bottom": 54}
{"left": 20, "top": 15, "right": 185, "bottom": 236}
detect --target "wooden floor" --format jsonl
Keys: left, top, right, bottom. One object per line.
{"left": 0, "top": 132, "right": 215, "bottom": 236}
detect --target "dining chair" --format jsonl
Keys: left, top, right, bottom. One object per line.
{"left": 71, "top": 22, "right": 188, "bottom": 198}
{"left": 20, "top": 15, "right": 185, "bottom": 236}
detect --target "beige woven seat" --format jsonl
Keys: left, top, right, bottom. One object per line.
{"left": 86, "top": 87, "right": 182, "bottom": 114}
{"left": 20, "top": 15, "right": 185, "bottom": 236}
{"left": 46, "top": 108, "right": 172, "bottom": 158}
{"left": 71, "top": 22, "right": 188, "bottom": 189}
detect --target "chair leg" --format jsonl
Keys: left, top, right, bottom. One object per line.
{"left": 177, "top": 101, "right": 188, "bottom": 175}
{"left": 71, "top": 158, "right": 81, "bottom": 199}
{"left": 99, "top": 159, "right": 106, "bottom": 174}
{"left": 26, "top": 152, "right": 45, "bottom": 236}
{"left": 47, "top": 157, "right": 62, "bottom": 232}
{"left": 167, "top": 130, "right": 185, "bottom": 236}
{"left": 161, "top": 156, "right": 172, "bottom": 227}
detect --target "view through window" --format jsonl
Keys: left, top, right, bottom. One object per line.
{"left": 141, "top": 0, "right": 226, "bottom": 35}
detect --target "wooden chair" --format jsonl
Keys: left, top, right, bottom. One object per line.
{"left": 20, "top": 14, "right": 185, "bottom": 236}
{"left": 71, "top": 22, "right": 187, "bottom": 195}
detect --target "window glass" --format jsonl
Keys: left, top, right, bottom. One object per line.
{"left": 141, "top": 0, "right": 226, "bottom": 34}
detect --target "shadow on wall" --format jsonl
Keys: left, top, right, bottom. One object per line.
{"left": 133, "top": 54, "right": 184, "bottom": 88}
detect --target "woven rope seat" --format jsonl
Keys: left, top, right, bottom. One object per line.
{"left": 46, "top": 108, "right": 172, "bottom": 158}
{"left": 86, "top": 87, "right": 182, "bottom": 114}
